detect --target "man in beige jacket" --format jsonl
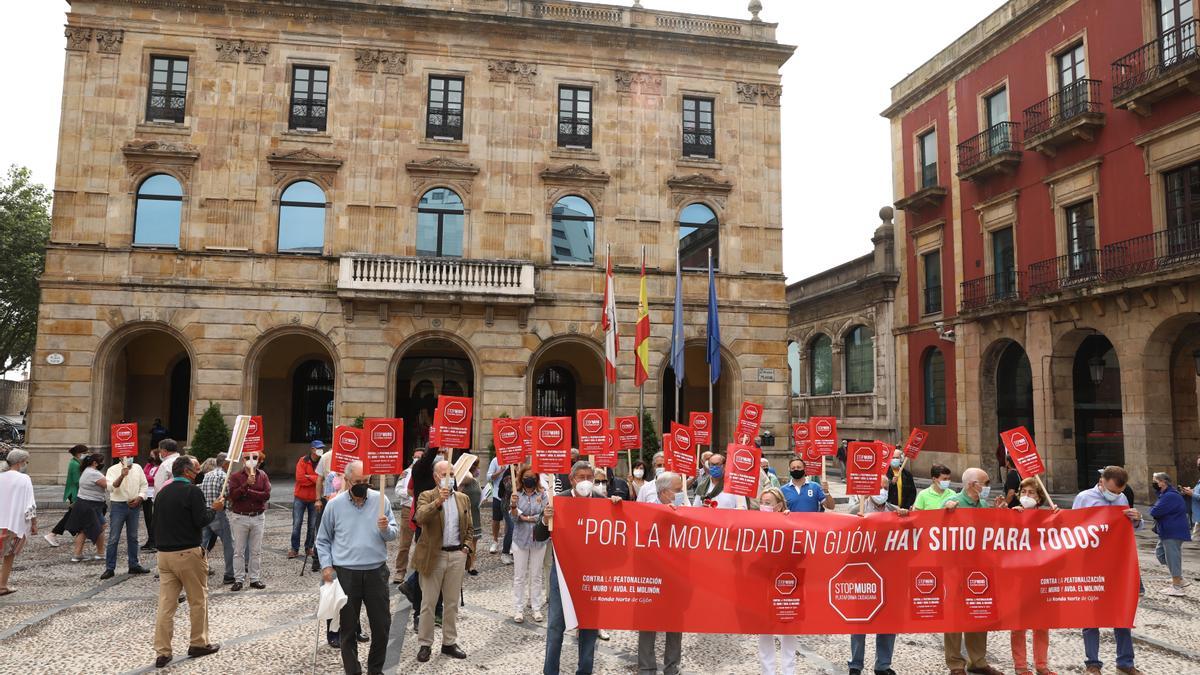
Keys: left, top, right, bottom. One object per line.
{"left": 412, "top": 459, "right": 474, "bottom": 663}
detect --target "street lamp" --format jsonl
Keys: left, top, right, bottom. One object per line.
{"left": 1088, "top": 356, "right": 1106, "bottom": 386}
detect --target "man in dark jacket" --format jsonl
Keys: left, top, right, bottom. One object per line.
{"left": 886, "top": 447, "right": 917, "bottom": 510}
{"left": 152, "top": 455, "right": 223, "bottom": 669}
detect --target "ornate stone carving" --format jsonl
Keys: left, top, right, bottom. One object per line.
{"left": 736, "top": 81, "right": 783, "bottom": 106}
{"left": 355, "top": 49, "right": 406, "bottom": 74}
{"left": 759, "top": 84, "right": 782, "bottom": 106}
{"left": 488, "top": 60, "right": 538, "bottom": 84}
{"left": 614, "top": 70, "right": 662, "bottom": 95}
{"left": 736, "top": 81, "right": 760, "bottom": 104}
{"left": 243, "top": 42, "right": 269, "bottom": 65}
{"left": 540, "top": 164, "right": 611, "bottom": 207}
{"left": 379, "top": 51, "right": 407, "bottom": 74}
{"left": 122, "top": 140, "right": 200, "bottom": 183}
{"left": 94, "top": 29, "right": 124, "bottom": 54}
{"left": 667, "top": 172, "right": 733, "bottom": 209}
{"left": 65, "top": 27, "right": 92, "bottom": 52}
{"left": 215, "top": 39, "right": 269, "bottom": 64}
{"left": 267, "top": 147, "right": 344, "bottom": 190}
{"left": 405, "top": 156, "right": 480, "bottom": 197}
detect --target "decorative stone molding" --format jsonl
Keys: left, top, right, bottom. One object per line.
{"left": 614, "top": 70, "right": 662, "bottom": 95}
{"left": 266, "top": 148, "right": 344, "bottom": 190}
{"left": 667, "top": 172, "right": 733, "bottom": 209}
{"left": 736, "top": 81, "right": 782, "bottom": 106}
{"left": 65, "top": 27, "right": 92, "bottom": 51}
{"left": 405, "top": 156, "right": 480, "bottom": 197}
{"left": 355, "top": 49, "right": 407, "bottom": 74}
{"left": 216, "top": 39, "right": 269, "bottom": 64}
{"left": 122, "top": 140, "right": 200, "bottom": 183}
{"left": 488, "top": 59, "right": 538, "bottom": 84}
{"left": 95, "top": 29, "right": 124, "bottom": 54}
{"left": 540, "top": 163, "right": 611, "bottom": 205}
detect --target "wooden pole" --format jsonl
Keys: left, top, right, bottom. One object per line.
{"left": 897, "top": 456, "right": 909, "bottom": 507}
{"left": 545, "top": 474, "right": 554, "bottom": 531}
{"left": 1034, "top": 474, "right": 1051, "bottom": 507}
{"left": 219, "top": 415, "right": 251, "bottom": 501}
{"left": 379, "top": 474, "right": 388, "bottom": 517}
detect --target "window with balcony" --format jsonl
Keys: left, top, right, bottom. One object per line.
{"left": 1165, "top": 160, "right": 1200, "bottom": 254}
{"left": 919, "top": 130, "right": 938, "bottom": 189}
{"left": 146, "top": 56, "right": 188, "bottom": 124}
{"left": 809, "top": 334, "right": 832, "bottom": 396}
{"left": 551, "top": 195, "right": 595, "bottom": 265}
{"left": 985, "top": 87, "right": 1011, "bottom": 153}
{"left": 682, "top": 96, "right": 714, "bottom": 158}
{"left": 1056, "top": 43, "right": 1089, "bottom": 119}
{"left": 1066, "top": 200, "right": 1098, "bottom": 275}
{"left": 558, "top": 86, "right": 592, "bottom": 148}
{"left": 426, "top": 76, "right": 464, "bottom": 140}
{"left": 278, "top": 181, "right": 326, "bottom": 254}
{"left": 678, "top": 203, "right": 719, "bottom": 270}
{"left": 134, "top": 174, "right": 183, "bottom": 248}
{"left": 417, "top": 187, "right": 464, "bottom": 257}
{"left": 922, "top": 250, "right": 942, "bottom": 315}
{"left": 992, "top": 226, "right": 1016, "bottom": 298}
{"left": 844, "top": 326, "right": 874, "bottom": 394}
{"left": 289, "top": 66, "right": 328, "bottom": 132}
{"left": 923, "top": 348, "right": 947, "bottom": 425}
{"left": 1159, "top": 0, "right": 1197, "bottom": 64}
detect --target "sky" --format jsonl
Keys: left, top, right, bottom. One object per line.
{"left": 0, "top": 0, "right": 1006, "bottom": 282}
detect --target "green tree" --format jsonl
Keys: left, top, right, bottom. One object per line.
{"left": 0, "top": 166, "right": 51, "bottom": 375}
{"left": 351, "top": 414, "right": 365, "bottom": 429}
{"left": 191, "top": 402, "right": 231, "bottom": 461}
{"left": 640, "top": 411, "right": 659, "bottom": 466}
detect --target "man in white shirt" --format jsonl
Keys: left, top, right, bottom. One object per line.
{"left": 152, "top": 439, "right": 181, "bottom": 496}
{"left": 391, "top": 449, "right": 422, "bottom": 583}
{"left": 636, "top": 452, "right": 667, "bottom": 503}
{"left": 102, "top": 455, "right": 151, "bottom": 579}
{"left": 692, "top": 454, "right": 744, "bottom": 509}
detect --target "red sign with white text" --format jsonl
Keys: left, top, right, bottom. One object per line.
{"left": 792, "top": 421, "right": 810, "bottom": 454}
{"left": 493, "top": 418, "right": 525, "bottom": 467}
{"left": 735, "top": 401, "right": 763, "bottom": 445}
{"left": 243, "top": 416, "right": 264, "bottom": 454}
{"left": 551, "top": 500, "right": 1138, "bottom": 634}
{"left": 846, "top": 442, "right": 885, "bottom": 495}
{"left": 111, "top": 423, "right": 138, "bottom": 458}
{"left": 810, "top": 417, "right": 838, "bottom": 457}
{"left": 594, "top": 430, "right": 619, "bottom": 469}
{"left": 801, "top": 442, "right": 824, "bottom": 477}
{"left": 363, "top": 418, "right": 404, "bottom": 475}
{"left": 903, "top": 428, "right": 928, "bottom": 460}
{"left": 435, "top": 396, "right": 473, "bottom": 449}
{"left": 521, "top": 417, "right": 535, "bottom": 461}
{"left": 532, "top": 417, "right": 572, "bottom": 475}
{"left": 875, "top": 442, "right": 896, "bottom": 474}
{"left": 724, "top": 442, "right": 761, "bottom": 498}
{"left": 616, "top": 415, "right": 640, "bottom": 450}
{"left": 689, "top": 412, "right": 712, "bottom": 445}
{"left": 332, "top": 426, "right": 364, "bottom": 474}
{"left": 1000, "top": 426, "right": 1046, "bottom": 478}
{"left": 577, "top": 409, "right": 610, "bottom": 454}
{"left": 664, "top": 424, "right": 697, "bottom": 477}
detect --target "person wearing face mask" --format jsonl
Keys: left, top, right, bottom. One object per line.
{"left": 0, "top": 449, "right": 37, "bottom": 597}
{"left": 508, "top": 464, "right": 547, "bottom": 623}
{"left": 1148, "top": 472, "right": 1190, "bottom": 597}
{"left": 781, "top": 457, "right": 834, "bottom": 512}
{"left": 885, "top": 448, "right": 916, "bottom": 510}
{"left": 941, "top": 467, "right": 1004, "bottom": 675}
{"left": 755, "top": 487, "right": 798, "bottom": 675}
{"left": 101, "top": 451, "right": 150, "bottom": 579}
{"left": 392, "top": 449, "right": 422, "bottom": 583}
{"left": 199, "top": 453, "right": 235, "bottom": 585}
{"left": 1182, "top": 459, "right": 1200, "bottom": 541}
{"left": 227, "top": 451, "right": 271, "bottom": 592}
{"left": 1072, "top": 466, "right": 1144, "bottom": 675}
{"left": 693, "top": 454, "right": 743, "bottom": 509}
{"left": 1007, "top": 477, "right": 1059, "bottom": 675}
{"left": 290, "top": 442, "right": 323, "bottom": 560}
{"left": 845, "top": 475, "right": 905, "bottom": 675}
{"left": 66, "top": 453, "right": 108, "bottom": 563}
{"left": 913, "top": 465, "right": 956, "bottom": 510}
{"left": 629, "top": 460, "right": 649, "bottom": 497}
{"left": 316, "top": 460, "right": 398, "bottom": 674}
{"left": 637, "top": 452, "right": 668, "bottom": 502}
{"left": 412, "top": 459, "right": 474, "bottom": 663}
{"left": 45, "top": 444, "right": 89, "bottom": 548}
{"left": 693, "top": 450, "right": 716, "bottom": 495}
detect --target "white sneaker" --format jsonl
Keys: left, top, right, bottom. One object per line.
{"left": 70, "top": 556, "right": 84, "bottom": 562}
{"left": 489, "top": 542, "right": 499, "bottom": 554}
{"left": 532, "top": 611, "right": 544, "bottom": 622}
{"left": 501, "top": 554, "right": 513, "bottom": 565}
{"left": 598, "top": 629, "right": 610, "bottom": 641}
{"left": 43, "top": 533, "right": 60, "bottom": 547}
{"left": 513, "top": 613, "right": 524, "bottom": 623}
{"left": 1161, "top": 585, "right": 1186, "bottom": 597}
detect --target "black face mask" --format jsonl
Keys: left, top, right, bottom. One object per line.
{"left": 350, "top": 483, "right": 369, "bottom": 499}
{"left": 790, "top": 469, "right": 805, "bottom": 480}
{"left": 522, "top": 476, "right": 538, "bottom": 489}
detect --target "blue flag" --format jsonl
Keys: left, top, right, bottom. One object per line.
{"left": 706, "top": 251, "right": 721, "bottom": 384}
{"left": 671, "top": 251, "right": 685, "bottom": 389}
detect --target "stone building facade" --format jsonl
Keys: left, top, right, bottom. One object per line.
{"left": 28, "top": 0, "right": 794, "bottom": 478}
{"left": 884, "top": 0, "right": 1200, "bottom": 493}
{"left": 786, "top": 208, "right": 899, "bottom": 446}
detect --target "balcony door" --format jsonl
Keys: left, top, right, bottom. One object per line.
{"left": 1159, "top": 0, "right": 1196, "bottom": 65}
{"left": 1057, "top": 43, "right": 1087, "bottom": 120}
{"left": 985, "top": 88, "right": 1010, "bottom": 155}
{"left": 1066, "top": 201, "right": 1097, "bottom": 276}
{"left": 992, "top": 227, "right": 1015, "bottom": 298}
{"left": 1165, "top": 160, "right": 1200, "bottom": 258}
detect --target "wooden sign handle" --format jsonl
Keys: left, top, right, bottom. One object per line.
{"left": 379, "top": 474, "right": 388, "bottom": 518}
{"left": 544, "top": 474, "right": 554, "bottom": 532}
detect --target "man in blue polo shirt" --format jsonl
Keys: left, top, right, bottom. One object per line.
{"left": 780, "top": 457, "right": 834, "bottom": 512}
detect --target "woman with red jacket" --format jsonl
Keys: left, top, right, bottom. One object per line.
{"left": 290, "top": 443, "right": 322, "bottom": 559}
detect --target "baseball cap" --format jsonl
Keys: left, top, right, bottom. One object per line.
{"left": 311, "top": 440, "right": 325, "bottom": 449}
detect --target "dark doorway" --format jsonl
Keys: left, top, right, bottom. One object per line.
{"left": 395, "top": 343, "right": 474, "bottom": 457}
{"left": 996, "top": 342, "right": 1034, "bottom": 440}
{"left": 1073, "top": 335, "right": 1124, "bottom": 489}
{"left": 168, "top": 357, "right": 191, "bottom": 442}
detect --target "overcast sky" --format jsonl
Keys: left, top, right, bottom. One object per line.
{"left": 0, "top": 0, "right": 1004, "bottom": 282}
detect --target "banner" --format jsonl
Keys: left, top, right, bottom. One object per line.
{"left": 689, "top": 412, "right": 712, "bottom": 445}
{"left": 363, "top": 418, "right": 404, "bottom": 475}
{"left": 665, "top": 423, "right": 696, "bottom": 477}
{"left": 594, "top": 430, "right": 619, "bottom": 470}
{"left": 493, "top": 418, "right": 525, "bottom": 467}
{"left": 735, "top": 402, "right": 763, "bottom": 445}
{"left": 791, "top": 421, "right": 810, "bottom": 454}
{"left": 724, "top": 442, "right": 761, "bottom": 498}
{"left": 521, "top": 417, "right": 535, "bottom": 460}
{"left": 110, "top": 423, "right": 138, "bottom": 458}
{"left": 1001, "top": 426, "right": 1046, "bottom": 478}
{"left": 532, "top": 417, "right": 571, "bottom": 475}
{"left": 577, "top": 409, "right": 609, "bottom": 454}
{"left": 810, "top": 417, "right": 838, "bottom": 456}
{"left": 616, "top": 415, "right": 640, "bottom": 451}
{"left": 435, "top": 395, "right": 473, "bottom": 449}
{"left": 332, "top": 426, "right": 364, "bottom": 474}
{"left": 551, "top": 499, "right": 1138, "bottom": 634}
{"left": 846, "top": 442, "right": 885, "bottom": 495}
{"left": 243, "top": 416, "right": 264, "bottom": 454}
{"left": 903, "top": 428, "right": 928, "bottom": 460}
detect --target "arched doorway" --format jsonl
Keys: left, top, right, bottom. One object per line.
{"left": 996, "top": 341, "right": 1034, "bottom": 444}
{"left": 1143, "top": 312, "right": 1200, "bottom": 488}
{"left": 395, "top": 336, "right": 475, "bottom": 457}
{"left": 529, "top": 338, "right": 603, "bottom": 446}
{"left": 99, "top": 326, "right": 193, "bottom": 458}
{"left": 1073, "top": 334, "right": 1123, "bottom": 489}
{"left": 250, "top": 331, "right": 337, "bottom": 473}
{"left": 661, "top": 342, "right": 735, "bottom": 449}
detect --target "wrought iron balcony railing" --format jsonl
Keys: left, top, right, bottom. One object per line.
{"left": 1023, "top": 79, "right": 1103, "bottom": 137}
{"left": 1112, "top": 18, "right": 1198, "bottom": 98}
{"left": 289, "top": 97, "right": 327, "bottom": 132}
{"left": 961, "top": 271, "right": 1023, "bottom": 311}
{"left": 957, "top": 122, "right": 1022, "bottom": 175}
{"left": 1028, "top": 250, "right": 1102, "bottom": 297}
{"left": 1100, "top": 220, "right": 1200, "bottom": 282}
{"left": 923, "top": 284, "right": 942, "bottom": 315}
{"left": 425, "top": 105, "right": 464, "bottom": 140}
{"left": 146, "top": 88, "right": 186, "bottom": 124}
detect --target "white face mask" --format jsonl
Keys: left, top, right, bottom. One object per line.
{"left": 1019, "top": 496, "right": 1038, "bottom": 509}
{"left": 654, "top": 466, "right": 665, "bottom": 477}
{"left": 1101, "top": 488, "right": 1121, "bottom": 502}
{"left": 244, "top": 459, "right": 258, "bottom": 470}
{"left": 593, "top": 483, "right": 608, "bottom": 497}
{"left": 574, "top": 480, "right": 594, "bottom": 497}
{"left": 122, "top": 457, "right": 133, "bottom": 467}
{"left": 633, "top": 468, "right": 645, "bottom": 479}
{"left": 978, "top": 486, "right": 991, "bottom": 500}
{"left": 871, "top": 490, "right": 888, "bottom": 505}
{"left": 938, "top": 480, "right": 951, "bottom": 490}
{"left": 673, "top": 492, "right": 686, "bottom": 506}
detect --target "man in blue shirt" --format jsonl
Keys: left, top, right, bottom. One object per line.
{"left": 780, "top": 457, "right": 834, "bottom": 513}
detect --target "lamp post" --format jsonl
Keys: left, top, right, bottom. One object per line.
{"left": 1088, "top": 356, "right": 1106, "bottom": 386}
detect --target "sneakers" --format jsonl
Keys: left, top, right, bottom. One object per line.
{"left": 532, "top": 611, "right": 544, "bottom": 623}
{"left": 70, "top": 556, "right": 85, "bottom": 563}
{"left": 489, "top": 542, "right": 499, "bottom": 554}
{"left": 500, "top": 554, "right": 513, "bottom": 565}
{"left": 1161, "top": 585, "right": 1186, "bottom": 597}
{"left": 597, "top": 629, "right": 609, "bottom": 641}
{"left": 43, "top": 533, "right": 60, "bottom": 547}
{"left": 513, "top": 613, "right": 524, "bottom": 623}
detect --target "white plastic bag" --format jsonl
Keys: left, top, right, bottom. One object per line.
{"left": 317, "top": 579, "right": 348, "bottom": 631}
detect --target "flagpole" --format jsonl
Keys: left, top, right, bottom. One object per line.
{"left": 635, "top": 245, "right": 645, "bottom": 478}
{"left": 707, "top": 248, "right": 714, "bottom": 454}
{"left": 604, "top": 243, "right": 610, "bottom": 425}
{"left": 673, "top": 246, "right": 681, "bottom": 438}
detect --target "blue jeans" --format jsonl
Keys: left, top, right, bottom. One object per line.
{"left": 1082, "top": 627, "right": 1134, "bottom": 669}
{"left": 291, "top": 499, "right": 318, "bottom": 553}
{"left": 503, "top": 509, "right": 514, "bottom": 554}
{"left": 545, "top": 556, "right": 598, "bottom": 675}
{"left": 104, "top": 501, "right": 141, "bottom": 572}
{"left": 849, "top": 633, "right": 895, "bottom": 671}
{"left": 202, "top": 510, "right": 234, "bottom": 578}
{"left": 1156, "top": 538, "right": 1184, "bottom": 578}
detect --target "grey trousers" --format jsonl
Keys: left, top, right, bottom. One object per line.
{"left": 637, "top": 631, "right": 682, "bottom": 675}
{"left": 229, "top": 512, "right": 264, "bottom": 583}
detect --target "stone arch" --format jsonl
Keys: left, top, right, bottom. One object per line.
{"left": 388, "top": 329, "right": 481, "bottom": 454}
{"left": 1140, "top": 311, "right": 1200, "bottom": 485}
{"left": 526, "top": 334, "right": 606, "bottom": 437}
{"left": 655, "top": 338, "right": 742, "bottom": 448}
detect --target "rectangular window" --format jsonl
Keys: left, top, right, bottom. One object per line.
{"left": 1057, "top": 43, "right": 1088, "bottom": 121}
{"left": 1065, "top": 200, "right": 1097, "bottom": 275}
{"left": 992, "top": 226, "right": 1016, "bottom": 297}
{"left": 682, "top": 96, "right": 715, "bottom": 158}
{"left": 922, "top": 250, "right": 942, "bottom": 315}
{"left": 984, "top": 87, "right": 1011, "bottom": 156}
{"left": 289, "top": 66, "right": 329, "bottom": 132}
{"left": 146, "top": 56, "right": 188, "bottom": 123}
{"left": 426, "top": 76, "right": 464, "bottom": 140}
{"left": 1158, "top": 0, "right": 1195, "bottom": 63}
{"left": 918, "top": 130, "right": 938, "bottom": 189}
{"left": 558, "top": 86, "right": 592, "bottom": 149}
{"left": 1164, "top": 161, "right": 1200, "bottom": 258}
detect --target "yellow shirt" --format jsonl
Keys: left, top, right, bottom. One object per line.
{"left": 106, "top": 462, "right": 148, "bottom": 502}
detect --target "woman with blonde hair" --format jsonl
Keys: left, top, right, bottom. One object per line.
{"left": 756, "top": 487, "right": 797, "bottom": 675}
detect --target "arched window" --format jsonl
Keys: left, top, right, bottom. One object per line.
{"left": 134, "top": 174, "right": 183, "bottom": 247}
{"left": 786, "top": 341, "right": 801, "bottom": 396}
{"left": 291, "top": 359, "right": 334, "bottom": 443}
{"left": 551, "top": 195, "right": 595, "bottom": 264}
{"left": 534, "top": 366, "right": 576, "bottom": 418}
{"left": 844, "top": 326, "right": 874, "bottom": 394}
{"left": 679, "top": 203, "right": 718, "bottom": 270}
{"left": 278, "top": 181, "right": 326, "bottom": 254}
{"left": 417, "top": 188, "right": 464, "bottom": 257}
{"left": 809, "top": 334, "right": 832, "bottom": 395}
{"left": 923, "top": 348, "right": 947, "bottom": 425}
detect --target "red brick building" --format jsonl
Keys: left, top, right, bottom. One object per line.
{"left": 884, "top": 0, "right": 1200, "bottom": 492}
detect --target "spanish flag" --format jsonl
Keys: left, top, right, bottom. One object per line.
{"left": 634, "top": 252, "right": 651, "bottom": 387}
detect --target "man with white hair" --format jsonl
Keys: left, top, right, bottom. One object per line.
{"left": 637, "top": 470, "right": 684, "bottom": 675}
{"left": 316, "top": 460, "right": 398, "bottom": 675}
{"left": 412, "top": 458, "right": 474, "bottom": 663}
{"left": 636, "top": 451, "right": 667, "bottom": 502}
{"left": 941, "top": 467, "right": 1003, "bottom": 675}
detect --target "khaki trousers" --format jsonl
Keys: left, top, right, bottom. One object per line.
{"left": 944, "top": 631, "right": 989, "bottom": 670}
{"left": 392, "top": 506, "right": 414, "bottom": 580}
{"left": 154, "top": 547, "right": 209, "bottom": 657}
{"left": 417, "top": 549, "right": 466, "bottom": 647}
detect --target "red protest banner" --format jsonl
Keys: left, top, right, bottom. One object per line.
{"left": 363, "top": 418, "right": 404, "bottom": 475}
{"left": 532, "top": 416, "right": 571, "bottom": 475}
{"left": 1000, "top": 426, "right": 1046, "bottom": 478}
{"left": 810, "top": 416, "right": 838, "bottom": 456}
{"left": 594, "top": 430, "right": 619, "bottom": 469}
{"left": 615, "top": 415, "right": 640, "bottom": 450}
{"left": 242, "top": 416, "right": 264, "bottom": 454}
{"left": 689, "top": 412, "right": 712, "bottom": 445}
{"left": 903, "top": 428, "right": 928, "bottom": 460}
{"left": 331, "top": 426, "right": 364, "bottom": 474}
{"left": 665, "top": 423, "right": 697, "bottom": 477}
{"left": 110, "top": 423, "right": 138, "bottom": 458}
{"left": 724, "top": 442, "right": 761, "bottom": 497}
{"left": 435, "top": 395, "right": 473, "bottom": 449}
{"left": 846, "top": 442, "right": 885, "bottom": 495}
{"left": 577, "top": 409, "right": 609, "bottom": 454}
{"left": 551, "top": 500, "right": 1138, "bottom": 635}
{"left": 735, "top": 402, "right": 763, "bottom": 445}
{"left": 520, "top": 416, "right": 535, "bottom": 461}
{"left": 493, "top": 418, "right": 525, "bottom": 466}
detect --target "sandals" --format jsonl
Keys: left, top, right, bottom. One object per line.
{"left": 0, "top": 588, "right": 14, "bottom": 597}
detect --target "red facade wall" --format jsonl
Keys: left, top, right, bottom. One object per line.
{"left": 905, "top": 329, "right": 957, "bottom": 454}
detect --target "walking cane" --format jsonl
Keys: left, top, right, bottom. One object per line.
{"left": 311, "top": 591, "right": 323, "bottom": 675}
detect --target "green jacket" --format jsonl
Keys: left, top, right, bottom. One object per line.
{"left": 63, "top": 457, "right": 81, "bottom": 502}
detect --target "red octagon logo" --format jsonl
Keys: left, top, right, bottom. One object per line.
{"left": 744, "top": 405, "right": 760, "bottom": 420}
{"left": 115, "top": 426, "right": 133, "bottom": 442}
{"left": 582, "top": 413, "right": 604, "bottom": 434}
{"left": 539, "top": 422, "right": 564, "bottom": 446}
{"left": 1010, "top": 432, "right": 1029, "bottom": 452}
{"left": 338, "top": 430, "right": 359, "bottom": 451}
{"left": 814, "top": 419, "right": 833, "bottom": 437}
{"left": 498, "top": 425, "right": 520, "bottom": 445}
{"left": 774, "top": 572, "right": 798, "bottom": 596}
{"left": 247, "top": 418, "right": 260, "bottom": 435}
{"left": 966, "top": 571, "right": 989, "bottom": 595}
{"left": 804, "top": 444, "right": 820, "bottom": 461}
{"left": 914, "top": 571, "right": 937, "bottom": 595}
{"left": 693, "top": 415, "right": 709, "bottom": 430}
{"left": 618, "top": 418, "right": 635, "bottom": 434}
{"left": 673, "top": 427, "right": 693, "bottom": 452}
{"left": 732, "top": 448, "right": 754, "bottom": 472}
{"left": 371, "top": 424, "right": 396, "bottom": 448}
{"left": 852, "top": 444, "right": 878, "bottom": 471}
{"left": 444, "top": 401, "right": 468, "bottom": 424}
{"left": 828, "top": 563, "right": 885, "bottom": 622}
{"left": 794, "top": 425, "right": 809, "bottom": 440}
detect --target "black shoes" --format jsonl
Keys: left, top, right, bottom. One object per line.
{"left": 441, "top": 644, "right": 467, "bottom": 659}
{"left": 129, "top": 566, "right": 151, "bottom": 575}
{"left": 849, "top": 670, "right": 861, "bottom": 675}
{"left": 100, "top": 569, "right": 114, "bottom": 580}
{"left": 416, "top": 646, "right": 431, "bottom": 663}
{"left": 249, "top": 581, "right": 266, "bottom": 589}
{"left": 154, "top": 656, "right": 170, "bottom": 668}
{"left": 875, "top": 670, "right": 897, "bottom": 675}
{"left": 326, "top": 632, "right": 340, "bottom": 648}
{"left": 230, "top": 582, "right": 243, "bottom": 592}
{"left": 356, "top": 630, "right": 369, "bottom": 643}
{"left": 187, "top": 643, "right": 220, "bottom": 658}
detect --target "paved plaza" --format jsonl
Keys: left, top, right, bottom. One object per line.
{"left": 2, "top": 481, "right": 1200, "bottom": 675}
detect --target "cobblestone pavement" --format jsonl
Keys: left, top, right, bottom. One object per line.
{"left": 3, "top": 484, "right": 1200, "bottom": 675}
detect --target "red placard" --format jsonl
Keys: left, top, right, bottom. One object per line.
{"left": 689, "top": 412, "right": 713, "bottom": 445}
{"left": 110, "top": 423, "right": 138, "bottom": 458}
{"left": 532, "top": 416, "right": 571, "bottom": 475}
{"left": 724, "top": 442, "right": 761, "bottom": 497}
{"left": 493, "top": 418, "right": 525, "bottom": 467}
{"left": 735, "top": 402, "right": 763, "bottom": 445}
{"left": 875, "top": 441, "right": 896, "bottom": 474}
{"left": 520, "top": 416, "right": 535, "bottom": 461}
{"left": 594, "top": 430, "right": 619, "bottom": 469}
{"left": 428, "top": 405, "right": 442, "bottom": 447}
{"left": 362, "top": 418, "right": 404, "bottom": 475}
{"left": 577, "top": 409, "right": 610, "bottom": 454}
{"left": 665, "top": 423, "right": 697, "bottom": 477}
{"left": 810, "top": 417, "right": 838, "bottom": 457}
{"left": 846, "top": 441, "right": 885, "bottom": 495}
{"left": 435, "top": 395, "right": 473, "bottom": 449}
{"left": 615, "top": 415, "right": 640, "bottom": 450}
{"left": 792, "top": 421, "right": 811, "bottom": 455}
{"left": 332, "top": 426, "right": 364, "bottom": 474}
{"left": 242, "top": 416, "right": 264, "bottom": 454}
{"left": 903, "top": 428, "right": 928, "bottom": 460}
{"left": 801, "top": 441, "right": 824, "bottom": 477}
{"left": 1000, "top": 426, "right": 1046, "bottom": 478}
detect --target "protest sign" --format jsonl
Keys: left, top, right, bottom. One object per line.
{"left": 225, "top": 415, "right": 252, "bottom": 464}
{"left": 1000, "top": 426, "right": 1046, "bottom": 478}
{"left": 242, "top": 416, "right": 264, "bottom": 454}
{"left": 724, "top": 442, "right": 761, "bottom": 498}
{"left": 665, "top": 423, "right": 697, "bottom": 477}
{"left": 521, "top": 416, "right": 535, "bottom": 460}
{"left": 493, "top": 418, "right": 525, "bottom": 466}
{"left": 435, "top": 395, "right": 473, "bottom": 449}
{"left": 689, "top": 412, "right": 712, "bottom": 445}
{"left": 735, "top": 402, "right": 763, "bottom": 445}
{"left": 594, "top": 430, "right": 619, "bottom": 469}
{"left": 616, "top": 415, "right": 640, "bottom": 450}
{"left": 331, "top": 425, "right": 364, "bottom": 474}
{"left": 846, "top": 442, "right": 885, "bottom": 496}
{"left": 110, "top": 423, "right": 138, "bottom": 458}
{"left": 801, "top": 442, "right": 823, "bottom": 477}
{"left": 532, "top": 416, "right": 572, "bottom": 475}
{"left": 810, "top": 417, "right": 838, "bottom": 456}
{"left": 875, "top": 442, "right": 896, "bottom": 474}
{"left": 551, "top": 501, "right": 1138, "bottom": 634}
{"left": 577, "top": 409, "right": 609, "bottom": 454}
{"left": 363, "top": 418, "right": 404, "bottom": 475}
{"left": 903, "top": 428, "right": 928, "bottom": 460}
{"left": 792, "top": 421, "right": 811, "bottom": 454}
